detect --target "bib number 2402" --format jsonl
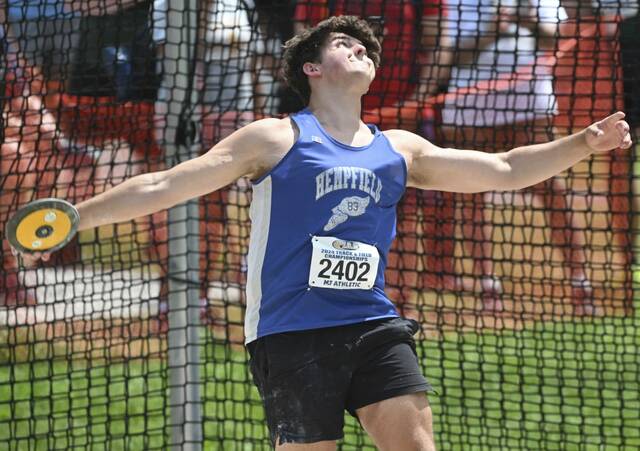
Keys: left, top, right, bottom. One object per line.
{"left": 309, "top": 236, "right": 379, "bottom": 290}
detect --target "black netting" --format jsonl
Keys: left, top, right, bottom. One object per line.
{"left": 1, "top": 0, "right": 639, "bottom": 449}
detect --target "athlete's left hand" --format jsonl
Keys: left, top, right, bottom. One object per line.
{"left": 585, "top": 111, "right": 633, "bottom": 152}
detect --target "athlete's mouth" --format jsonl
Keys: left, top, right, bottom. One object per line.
{"left": 349, "top": 58, "right": 369, "bottom": 65}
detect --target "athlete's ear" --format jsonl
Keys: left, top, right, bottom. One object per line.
{"left": 303, "top": 62, "right": 321, "bottom": 78}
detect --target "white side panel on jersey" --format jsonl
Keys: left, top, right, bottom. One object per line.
{"left": 244, "top": 176, "right": 272, "bottom": 343}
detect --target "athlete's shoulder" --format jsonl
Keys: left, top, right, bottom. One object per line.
{"left": 238, "top": 117, "right": 298, "bottom": 144}
{"left": 382, "top": 128, "right": 442, "bottom": 174}
{"left": 382, "top": 129, "right": 423, "bottom": 155}
{"left": 228, "top": 116, "right": 298, "bottom": 155}
{"left": 237, "top": 116, "right": 300, "bottom": 180}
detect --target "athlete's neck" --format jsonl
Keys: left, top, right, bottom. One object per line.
{"left": 307, "top": 91, "right": 363, "bottom": 136}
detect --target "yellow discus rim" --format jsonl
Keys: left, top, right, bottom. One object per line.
{"left": 6, "top": 199, "right": 79, "bottom": 254}
{"left": 15, "top": 208, "right": 73, "bottom": 251}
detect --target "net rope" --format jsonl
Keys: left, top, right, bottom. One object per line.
{"left": 1, "top": 0, "right": 639, "bottom": 449}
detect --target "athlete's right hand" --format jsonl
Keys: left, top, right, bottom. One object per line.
{"left": 10, "top": 245, "right": 51, "bottom": 267}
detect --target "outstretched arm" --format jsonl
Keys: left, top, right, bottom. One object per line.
{"left": 76, "top": 117, "right": 293, "bottom": 230}
{"left": 387, "top": 112, "right": 632, "bottom": 193}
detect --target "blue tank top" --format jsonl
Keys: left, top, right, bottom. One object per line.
{"left": 244, "top": 108, "right": 407, "bottom": 343}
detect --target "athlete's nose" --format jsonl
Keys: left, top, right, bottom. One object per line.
{"left": 353, "top": 43, "right": 366, "bottom": 58}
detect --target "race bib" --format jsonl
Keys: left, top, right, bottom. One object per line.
{"left": 309, "top": 236, "right": 380, "bottom": 290}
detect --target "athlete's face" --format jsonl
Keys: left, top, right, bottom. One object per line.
{"left": 315, "top": 33, "right": 375, "bottom": 86}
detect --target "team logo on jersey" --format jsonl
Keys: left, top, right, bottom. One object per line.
{"left": 323, "top": 196, "right": 370, "bottom": 231}
{"left": 332, "top": 239, "right": 360, "bottom": 251}
{"left": 316, "top": 166, "right": 382, "bottom": 203}
{"left": 316, "top": 166, "right": 383, "bottom": 231}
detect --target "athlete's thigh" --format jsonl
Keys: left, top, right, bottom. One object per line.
{"left": 248, "top": 328, "right": 355, "bottom": 447}
{"left": 356, "top": 392, "right": 435, "bottom": 451}
{"left": 346, "top": 319, "right": 435, "bottom": 450}
{"left": 346, "top": 318, "right": 432, "bottom": 414}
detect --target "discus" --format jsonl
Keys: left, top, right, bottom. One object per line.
{"left": 5, "top": 198, "right": 80, "bottom": 254}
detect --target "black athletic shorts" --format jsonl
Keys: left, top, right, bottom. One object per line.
{"left": 247, "top": 317, "right": 433, "bottom": 446}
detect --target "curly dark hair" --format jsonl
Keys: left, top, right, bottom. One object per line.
{"left": 282, "top": 16, "right": 381, "bottom": 106}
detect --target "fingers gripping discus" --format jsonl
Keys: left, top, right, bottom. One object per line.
{"left": 6, "top": 199, "right": 79, "bottom": 253}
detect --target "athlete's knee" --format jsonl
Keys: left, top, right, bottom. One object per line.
{"left": 415, "top": 409, "right": 437, "bottom": 451}
{"left": 410, "top": 403, "right": 436, "bottom": 451}
{"left": 358, "top": 393, "right": 436, "bottom": 451}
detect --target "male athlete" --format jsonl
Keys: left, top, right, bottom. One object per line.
{"left": 11, "top": 16, "right": 632, "bottom": 451}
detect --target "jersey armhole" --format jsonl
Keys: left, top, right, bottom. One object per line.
{"left": 251, "top": 116, "right": 302, "bottom": 186}
{"left": 380, "top": 132, "right": 409, "bottom": 189}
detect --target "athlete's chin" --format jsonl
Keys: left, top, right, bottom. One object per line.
{"left": 349, "top": 69, "right": 374, "bottom": 84}
{"left": 357, "top": 75, "right": 374, "bottom": 93}
{"left": 334, "top": 69, "right": 373, "bottom": 94}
